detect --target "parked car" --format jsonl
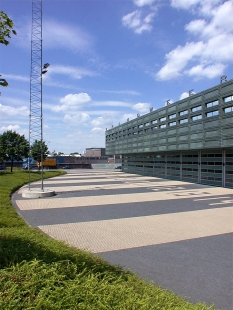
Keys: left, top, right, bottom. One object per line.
{"left": 63, "top": 166, "right": 73, "bottom": 169}
{"left": 0, "top": 165, "right": 6, "bottom": 170}
{"left": 115, "top": 166, "right": 122, "bottom": 170}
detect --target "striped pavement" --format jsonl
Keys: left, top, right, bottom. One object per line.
{"left": 13, "top": 169, "right": 233, "bottom": 310}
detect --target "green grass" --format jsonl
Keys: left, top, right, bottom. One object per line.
{"left": 0, "top": 170, "right": 216, "bottom": 309}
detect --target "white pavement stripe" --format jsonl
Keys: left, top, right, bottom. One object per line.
{"left": 31, "top": 176, "right": 161, "bottom": 185}
{"left": 210, "top": 200, "right": 233, "bottom": 205}
{"left": 28, "top": 178, "right": 121, "bottom": 185}
{"left": 38, "top": 207, "right": 233, "bottom": 253}
{"left": 17, "top": 183, "right": 151, "bottom": 194}
{"left": 17, "top": 181, "right": 184, "bottom": 194}
{"left": 16, "top": 186, "right": 233, "bottom": 210}
{"left": 194, "top": 197, "right": 231, "bottom": 201}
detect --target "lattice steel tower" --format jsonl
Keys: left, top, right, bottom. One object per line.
{"left": 29, "top": 0, "right": 48, "bottom": 189}
{"left": 29, "top": 0, "right": 42, "bottom": 145}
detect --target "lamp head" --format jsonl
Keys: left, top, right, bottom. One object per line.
{"left": 43, "top": 63, "right": 50, "bottom": 69}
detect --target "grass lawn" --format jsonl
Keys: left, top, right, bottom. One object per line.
{"left": 0, "top": 169, "right": 215, "bottom": 309}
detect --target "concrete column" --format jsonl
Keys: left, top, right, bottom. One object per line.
{"left": 222, "top": 149, "right": 226, "bottom": 187}
{"left": 198, "top": 150, "right": 201, "bottom": 184}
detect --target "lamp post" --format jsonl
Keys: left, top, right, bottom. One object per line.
{"left": 23, "top": 1, "right": 54, "bottom": 198}
{"left": 40, "top": 63, "right": 50, "bottom": 190}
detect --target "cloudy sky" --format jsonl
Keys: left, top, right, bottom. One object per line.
{"left": 1, "top": 0, "right": 233, "bottom": 154}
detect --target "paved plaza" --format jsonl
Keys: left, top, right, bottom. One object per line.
{"left": 12, "top": 169, "right": 233, "bottom": 310}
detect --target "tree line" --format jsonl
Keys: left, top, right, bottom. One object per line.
{"left": 0, "top": 130, "right": 48, "bottom": 172}
{"left": 0, "top": 10, "right": 17, "bottom": 87}
{"left": 1, "top": 13, "right": 50, "bottom": 171}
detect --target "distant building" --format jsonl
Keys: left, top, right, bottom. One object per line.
{"left": 106, "top": 78, "right": 233, "bottom": 188}
{"left": 85, "top": 148, "right": 106, "bottom": 157}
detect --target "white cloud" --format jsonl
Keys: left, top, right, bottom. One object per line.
{"left": 60, "top": 93, "right": 91, "bottom": 106}
{"left": 51, "top": 93, "right": 91, "bottom": 112}
{"left": 203, "top": 34, "right": 233, "bottom": 63}
{"left": 91, "top": 113, "right": 116, "bottom": 129}
{"left": 144, "top": 12, "right": 156, "bottom": 23}
{"left": 122, "top": 10, "right": 156, "bottom": 34}
{"left": 1, "top": 97, "right": 29, "bottom": 107}
{"left": 133, "top": 0, "right": 157, "bottom": 7}
{"left": 92, "top": 127, "right": 103, "bottom": 132}
{"left": 185, "top": 63, "right": 226, "bottom": 79}
{"left": 209, "top": 1, "right": 233, "bottom": 31}
{"left": 43, "top": 20, "right": 93, "bottom": 53}
{"left": 170, "top": 0, "right": 221, "bottom": 11}
{"left": 132, "top": 102, "right": 151, "bottom": 114}
{"left": 156, "top": 1, "right": 233, "bottom": 80}
{"left": 14, "top": 19, "right": 94, "bottom": 54}
{"left": 171, "top": 0, "right": 202, "bottom": 9}
{"left": 122, "top": 10, "right": 141, "bottom": 29}
{"left": 0, "top": 125, "right": 20, "bottom": 133}
{"left": 180, "top": 92, "right": 190, "bottom": 100}
{"left": 49, "top": 65, "right": 97, "bottom": 80}
{"left": 185, "top": 19, "right": 206, "bottom": 35}
{"left": 1, "top": 74, "right": 29, "bottom": 83}
{"left": 63, "top": 113, "right": 90, "bottom": 124}
{"left": 185, "top": 1, "right": 233, "bottom": 39}
{"left": 0, "top": 104, "right": 29, "bottom": 116}
{"left": 99, "top": 90, "right": 141, "bottom": 96}
{"left": 135, "top": 24, "right": 153, "bottom": 34}
{"left": 92, "top": 101, "right": 132, "bottom": 108}
{"left": 120, "top": 113, "right": 137, "bottom": 124}
{"left": 156, "top": 41, "right": 204, "bottom": 80}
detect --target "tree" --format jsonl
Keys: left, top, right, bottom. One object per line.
{"left": 0, "top": 130, "right": 29, "bottom": 172}
{"left": 0, "top": 11, "right": 17, "bottom": 87}
{"left": 30, "top": 140, "right": 49, "bottom": 167}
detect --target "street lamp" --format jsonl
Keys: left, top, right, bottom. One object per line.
{"left": 40, "top": 63, "right": 50, "bottom": 190}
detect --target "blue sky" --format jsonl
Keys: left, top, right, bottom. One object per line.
{"left": 1, "top": 0, "right": 233, "bottom": 154}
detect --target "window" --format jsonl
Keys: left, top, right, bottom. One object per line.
{"left": 168, "top": 113, "right": 176, "bottom": 119}
{"left": 144, "top": 128, "right": 150, "bottom": 133}
{"left": 224, "top": 95, "right": 233, "bottom": 103}
{"left": 206, "top": 110, "right": 219, "bottom": 117}
{"left": 133, "top": 132, "right": 138, "bottom": 135}
{"left": 138, "top": 124, "right": 143, "bottom": 128}
{"left": 191, "top": 105, "right": 202, "bottom": 112}
{"left": 144, "top": 122, "right": 150, "bottom": 126}
{"left": 224, "top": 106, "right": 233, "bottom": 113}
{"left": 179, "top": 118, "right": 188, "bottom": 124}
{"left": 179, "top": 110, "right": 188, "bottom": 116}
{"left": 206, "top": 100, "right": 218, "bottom": 108}
{"left": 151, "top": 120, "right": 157, "bottom": 124}
{"left": 169, "top": 121, "right": 176, "bottom": 127}
{"left": 160, "top": 124, "right": 166, "bottom": 129}
{"left": 192, "top": 114, "right": 202, "bottom": 121}
{"left": 152, "top": 126, "right": 157, "bottom": 131}
{"left": 138, "top": 130, "right": 143, "bottom": 135}
{"left": 159, "top": 117, "right": 166, "bottom": 122}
